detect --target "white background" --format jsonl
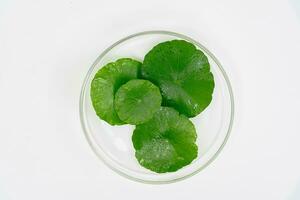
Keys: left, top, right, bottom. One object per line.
{"left": 0, "top": 0, "right": 300, "bottom": 199}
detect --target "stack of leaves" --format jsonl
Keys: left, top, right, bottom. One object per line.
{"left": 90, "top": 40, "right": 215, "bottom": 173}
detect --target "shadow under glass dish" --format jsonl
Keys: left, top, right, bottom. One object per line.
{"left": 79, "top": 30, "right": 234, "bottom": 184}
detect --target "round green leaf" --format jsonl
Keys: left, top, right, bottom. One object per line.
{"left": 132, "top": 107, "right": 198, "bottom": 173}
{"left": 115, "top": 79, "right": 162, "bottom": 125}
{"left": 142, "top": 40, "right": 215, "bottom": 117}
{"left": 90, "top": 58, "right": 141, "bottom": 125}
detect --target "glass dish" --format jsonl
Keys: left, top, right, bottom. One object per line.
{"left": 79, "top": 30, "right": 234, "bottom": 184}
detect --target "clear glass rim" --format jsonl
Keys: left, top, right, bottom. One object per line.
{"left": 79, "top": 30, "right": 235, "bottom": 184}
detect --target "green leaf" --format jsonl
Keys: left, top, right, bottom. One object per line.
{"left": 90, "top": 58, "right": 141, "bottom": 125}
{"left": 142, "top": 40, "right": 215, "bottom": 117}
{"left": 132, "top": 107, "right": 198, "bottom": 173}
{"left": 115, "top": 79, "right": 162, "bottom": 125}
